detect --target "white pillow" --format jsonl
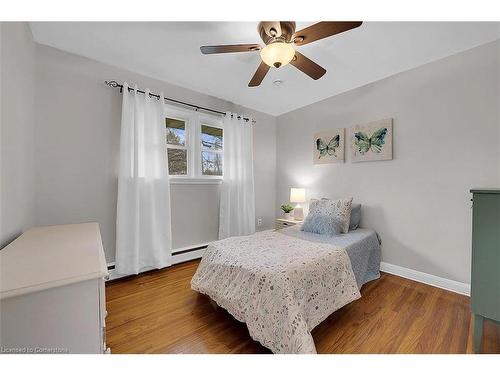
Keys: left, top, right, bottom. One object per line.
{"left": 309, "top": 197, "right": 353, "bottom": 234}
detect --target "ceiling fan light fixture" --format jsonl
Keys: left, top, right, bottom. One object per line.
{"left": 200, "top": 21, "right": 363, "bottom": 86}
{"left": 260, "top": 42, "right": 295, "bottom": 68}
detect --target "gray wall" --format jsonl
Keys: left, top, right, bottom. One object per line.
{"left": 0, "top": 23, "right": 36, "bottom": 247}
{"left": 276, "top": 40, "right": 500, "bottom": 284}
{"left": 34, "top": 43, "right": 276, "bottom": 262}
{"left": 3, "top": 22, "right": 497, "bottom": 285}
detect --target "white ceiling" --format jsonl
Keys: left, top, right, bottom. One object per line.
{"left": 30, "top": 22, "right": 500, "bottom": 116}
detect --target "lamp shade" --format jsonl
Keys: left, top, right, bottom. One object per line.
{"left": 260, "top": 42, "right": 295, "bottom": 68}
{"left": 290, "top": 188, "right": 305, "bottom": 203}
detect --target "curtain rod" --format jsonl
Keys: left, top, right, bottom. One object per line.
{"left": 104, "top": 80, "right": 255, "bottom": 124}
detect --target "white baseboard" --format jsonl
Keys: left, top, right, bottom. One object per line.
{"left": 106, "top": 245, "right": 207, "bottom": 281}
{"left": 380, "top": 261, "right": 470, "bottom": 296}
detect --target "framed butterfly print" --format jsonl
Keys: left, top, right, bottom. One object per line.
{"left": 351, "top": 118, "right": 393, "bottom": 162}
{"left": 313, "top": 128, "right": 345, "bottom": 164}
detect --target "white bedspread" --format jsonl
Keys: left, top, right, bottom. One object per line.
{"left": 191, "top": 230, "right": 361, "bottom": 354}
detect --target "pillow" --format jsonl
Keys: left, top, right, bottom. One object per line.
{"left": 320, "top": 199, "right": 361, "bottom": 229}
{"left": 309, "top": 197, "right": 353, "bottom": 234}
{"left": 349, "top": 204, "right": 361, "bottom": 230}
{"left": 309, "top": 198, "right": 322, "bottom": 213}
{"left": 301, "top": 213, "right": 342, "bottom": 236}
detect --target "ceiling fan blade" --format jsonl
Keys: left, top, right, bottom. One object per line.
{"left": 200, "top": 44, "right": 261, "bottom": 54}
{"left": 290, "top": 51, "right": 326, "bottom": 80}
{"left": 248, "top": 61, "right": 270, "bottom": 87}
{"left": 292, "top": 21, "right": 362, "bottom": 46}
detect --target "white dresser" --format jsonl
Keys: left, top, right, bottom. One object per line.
{"left": 0, "top": 223, "right": 109, "bottom": 354}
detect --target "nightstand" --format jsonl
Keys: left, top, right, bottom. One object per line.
{"left": 275, "top": 218, "right": 303, "bottom": 230}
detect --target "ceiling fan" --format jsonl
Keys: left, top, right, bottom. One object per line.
{"left": 200, "top": 21, "right": 362, "bottom": 87}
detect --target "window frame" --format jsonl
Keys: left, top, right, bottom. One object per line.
{"left": 165, "top": 107, "right": 191, "bottom": 177}
{"left": 165, "top": 105, "right": 224, "bottom": 182}
{"left": 199, "top": 115, "right": 224, "bottom": 179}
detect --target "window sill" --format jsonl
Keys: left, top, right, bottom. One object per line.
{"left": 169, "top": 178, "right": 222, "bottom": 185}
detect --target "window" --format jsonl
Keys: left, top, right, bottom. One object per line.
{"left": 201, "top": 124, "right": 223, "bottom": 176}
{"left": 165, "top": 106, "right": 224, "bottom": 181}
{"left": 166, "top": 117, "right": 188, "bottom": 175}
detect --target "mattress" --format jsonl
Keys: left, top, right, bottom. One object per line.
{"left": 278, "top": 225, "right": 381, "bottom": 289}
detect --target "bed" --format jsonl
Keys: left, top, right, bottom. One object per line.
{"left": 191, "top": 225, "right": 381, "bottom": 354}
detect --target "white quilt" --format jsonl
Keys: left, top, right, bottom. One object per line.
{"left": 191, "top": 230, "right": 361, "bottom": 354}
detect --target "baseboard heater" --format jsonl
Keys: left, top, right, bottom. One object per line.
{"left": 106, "top": 243, "right": 208, "bottom": 281}
{"left": 172, "top": 244, "right": 208, "bottom": 256}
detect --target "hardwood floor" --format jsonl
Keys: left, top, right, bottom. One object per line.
{"left": 106, "top": 259, "right": 499, "bottom": 354}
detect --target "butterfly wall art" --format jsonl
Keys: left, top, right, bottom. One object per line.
{"left": 351, "top": 118, "right": 393, "bottom": 162}
{"left": 313, "top": 128, "right": 345, "bottom": 164}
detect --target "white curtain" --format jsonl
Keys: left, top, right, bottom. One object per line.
{"left": 115, "top": 83, "right": 172, "bottom": 275}
{"left": 219, "top": 112, "right": 256, "bottom": 239}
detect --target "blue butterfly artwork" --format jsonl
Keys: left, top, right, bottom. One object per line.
{"left": 313, "top": 129, "right": 345, "bottom": 164}
{"left": 351, "top": 119, "right": 393, "bottom": 162}
{"left": 316, "top": 135, "right": 340, "bottom": 158}
{"left": 354, "top": 127, "right": 388, "bottom": 155}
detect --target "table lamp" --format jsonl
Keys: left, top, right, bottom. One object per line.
{"left": 290, "top": 188, "right": 305, "bottom": 220}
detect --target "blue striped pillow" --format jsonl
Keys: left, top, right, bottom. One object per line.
{"left": 301, "top": 213, "right": 342, "bottom": 236}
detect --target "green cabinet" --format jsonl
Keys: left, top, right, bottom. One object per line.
{"left": 470, "top": 188, "right": 500, "bottom": 353}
